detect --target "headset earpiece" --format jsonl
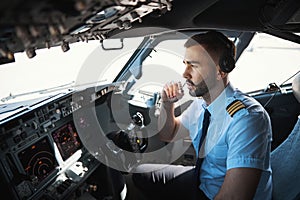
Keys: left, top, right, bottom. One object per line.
{"left": 219, "top": 53, "right": 235, "bottom": 73}
{"left": 210, "top": 31, "right": 236, "bottom": 73}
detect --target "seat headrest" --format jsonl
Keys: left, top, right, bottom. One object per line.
{"left": 292, "top": 72, "right": 300, "bottom": 103}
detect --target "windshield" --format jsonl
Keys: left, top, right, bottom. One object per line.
{"left": 1, "top": 32, "right": 299, "bottom": 104}
{"left": 0, "top": 37, "right": 143, "bottom": 103}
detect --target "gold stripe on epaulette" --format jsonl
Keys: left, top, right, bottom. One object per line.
{"left": 226, "top": 100, "right": 246, "bottom": 117}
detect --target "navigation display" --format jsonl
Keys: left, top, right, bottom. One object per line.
{"left": 51, "top": 121, "right": 83, "bottom": 161}
{"left": 18, "top": 137, "right": 58, "bottom": 183}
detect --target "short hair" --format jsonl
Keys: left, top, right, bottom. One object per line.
{"left": 184, "top": 31, "right": 236, "bottom": 64}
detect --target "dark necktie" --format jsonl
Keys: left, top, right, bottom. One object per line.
{"left": 195, "top": 109, "right": 211, "bottom": 186}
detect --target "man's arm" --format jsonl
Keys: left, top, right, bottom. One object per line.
{"left": 157, "top": 82, "right": 188, "bottom": 142}
{"left": 215, "top": 108, "right": 272, "bottom": 199}
{"left": 214, "top": 168, "right": 262, "bottom": 200}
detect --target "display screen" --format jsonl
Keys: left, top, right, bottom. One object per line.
{"left": 51, "top": 121, "right": 83, "bottom": 161}
{"left": 18, "top": 137, "right": 58, "bottom": 183}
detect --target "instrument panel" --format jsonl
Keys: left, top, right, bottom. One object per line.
{"left": 0, "top": 82, "right": 156, "bottom": 199}
{"left": 0, "top": 90, "right": 100, "bottom": 200}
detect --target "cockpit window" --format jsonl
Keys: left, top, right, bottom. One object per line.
{"left": 231, "top": 33, "right": 300, "bottom": 93}
{"left": 127, "top": 39, "right": 191, "bottom": 107}
{"left": 0, "top": 37, "right": 143, "bottom": 103}
{"left": 2, "top": 32, "right": 299, "bottom": 104}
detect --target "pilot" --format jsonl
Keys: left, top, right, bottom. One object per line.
{"left": 132, "top": 31, "right": 272, "bottom": 200}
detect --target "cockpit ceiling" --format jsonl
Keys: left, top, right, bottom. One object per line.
{"left": 0, "top": 0, "right": 299, "bottom": 64}
{"left": 0, "top": 0, "right": 172, "bottom": 60}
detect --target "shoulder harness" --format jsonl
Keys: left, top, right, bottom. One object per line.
{"left": 226, "top": 99, "right": 246, "bottom": 117}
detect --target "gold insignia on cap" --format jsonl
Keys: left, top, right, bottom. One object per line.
{"left": 226, "top": 100, "right": 246, "bottom": 117}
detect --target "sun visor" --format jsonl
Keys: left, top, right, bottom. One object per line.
{"left": 262, "top": 0, "right": 300, "bottom": 26}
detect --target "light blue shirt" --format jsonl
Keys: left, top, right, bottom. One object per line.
{"left": 179, "top": 83, "right": 272, "bottom": 200}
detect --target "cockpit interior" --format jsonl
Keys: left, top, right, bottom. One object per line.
{"left": 0, "top": 0, "right": 300, "bottom": 199}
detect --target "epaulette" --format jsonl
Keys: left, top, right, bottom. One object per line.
{"left": 226, "top": 99, "right": 246, "bottom": 117}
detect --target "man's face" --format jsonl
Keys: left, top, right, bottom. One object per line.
{"left": 183, "top": 44, "right": 218, "bottom": 98}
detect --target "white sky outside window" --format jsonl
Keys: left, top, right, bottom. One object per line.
{"left": 0, "top": 38, "right": 142, "bottom": 103}
{"left": 0, "top": 33, "right": 299, "bottom": 104}
{"left": 231, "top": 33, "right": 300, "bottom": 92}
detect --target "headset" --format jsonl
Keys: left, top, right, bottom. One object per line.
{"left": 209, "top": 31, "right": 236, "bottom": 73}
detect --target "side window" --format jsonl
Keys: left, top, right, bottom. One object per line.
{"left": 128, "top": 39, "right": 193, "bottom": 106}
{"left": 231, "top": 33, "right": 300, "bottom": 93}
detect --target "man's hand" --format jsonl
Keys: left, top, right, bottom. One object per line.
{"left": 158, "top": 81, "right": 189, "bottom": 142}
{"left": 161, "top": 81, "right": 185, "bottom": 103}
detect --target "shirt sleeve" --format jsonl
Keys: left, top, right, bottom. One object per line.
{"left": 226, "top": 111, "right": 272, "bottom": 170}
{"left": 178, "top": 99, "right": 204, "bottom": 141}
{"left": 178, "top": 100, "right": 196, "bottom": 129}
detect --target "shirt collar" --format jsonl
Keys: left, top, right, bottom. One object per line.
{"left": 203, "top": 83, "right": 235, "bottom": 118}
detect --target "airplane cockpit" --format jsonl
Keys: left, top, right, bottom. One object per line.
{"left": 1, "top": 0, "right": 300, "bottom": 200}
